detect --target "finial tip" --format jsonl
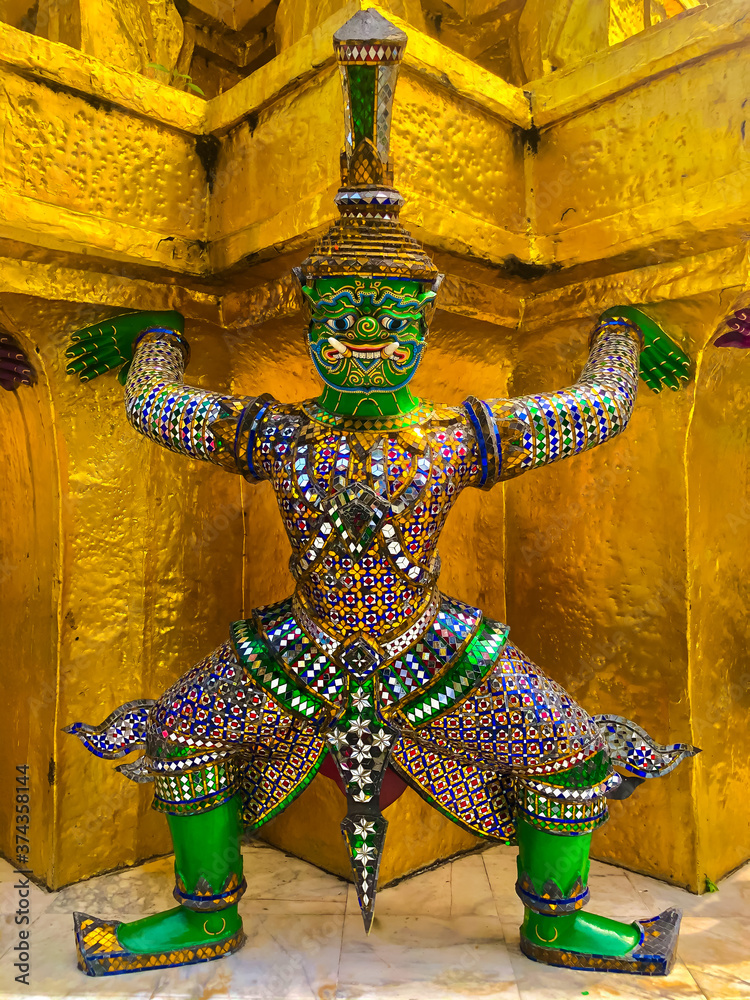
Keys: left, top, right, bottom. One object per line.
{"left": 334, "top": 9, "right": 407, "bottom": 46}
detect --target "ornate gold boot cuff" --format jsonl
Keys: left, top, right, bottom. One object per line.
{"left": 516, "top": 871, "right": 590, "bottom": 915}
{"left": 173, "top": 871, "right": 247, "bottom": 912}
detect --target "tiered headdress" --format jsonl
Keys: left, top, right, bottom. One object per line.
{"left": 299, "top": 9, "right": 438, "bottom": 283}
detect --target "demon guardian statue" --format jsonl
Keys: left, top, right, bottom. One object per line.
{"left": 66, "top": 10, "right": 696, "bottom": 978}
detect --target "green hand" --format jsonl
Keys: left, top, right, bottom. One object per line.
{"left": 599, "top": 305, "right": 691, "bottom": 393}
{"left": 65, "top": 310, "right": 184, "bottom": 385}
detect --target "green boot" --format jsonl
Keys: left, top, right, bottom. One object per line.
{"left": 74, "top": 797, "right": 246, "bottom": 976}
{"left": 516, "top": 818, "right": 681, "bottom": 975}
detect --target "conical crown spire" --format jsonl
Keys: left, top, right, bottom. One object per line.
{"left": 334, "top": 9, "right": 406, "bottom": 190}
{"left": 299, "top": 8, "right": 438, "bottom": 283}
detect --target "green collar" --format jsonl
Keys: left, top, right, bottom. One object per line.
{"left": 316, "top": 385, "right": 420, "bottom": 418}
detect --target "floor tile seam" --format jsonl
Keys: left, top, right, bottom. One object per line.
{"left": 622, "top": 869, "right": 678, "bottom": 895}
{"left": 244, "top": 902, "right": 348, "bottom": 910}
{"left": 255, "top": 919, "right": 340, "bottom": 1000}
{"left": 680, "top": 914, "right": 750, "bottom": 925}
{"left": 681, "top": 958, "right": 750, "bottom": 991}
{"left": 478, "top": 855, "right": 504, "bottom": 923}
{"left": 676, "top": 960, "right": 711, "bottom": 1000}
{"left": 244, "top": 893, "right": 346, "bottom": 903}
{"left": 332, "top": 871, "right": 349, "bottom": 996}
{"left": 488, "top": 921, "right": 525, "bottom": 1000}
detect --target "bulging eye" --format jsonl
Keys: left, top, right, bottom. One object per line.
{"left": 380, "top": 316, "right": 409, "bottom": 333}
{"left": 325, "top": 315, "right": 356, "bottom": 333}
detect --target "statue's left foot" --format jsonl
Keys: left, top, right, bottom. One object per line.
{"left": 73, "top": 910, "right": 245, "bottom": 977}
{"left": 520, "top": 907, "right": 682, "bottom": 975}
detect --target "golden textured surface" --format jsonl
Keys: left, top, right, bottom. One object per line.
{"left": 0, "top": 315, "right": 59, "bottom": 884}
{"left": 1, "top": 0, "right": 750, "bottom": 896}
{"left": 0, "top": 295, "right": 251, "bottom": 886}
{"left": 5, "top": 1, "right": 745, "bottom": 275}
{"left": 530, "top": 2, "right": 750, "bottom": 270}
{"left": 209, "top": 4, "right": 529, "bottom": 270}
{"left": 0, "top": 21, "right": 205, "bottom": 130}
{"left": 275, "top": 0, "right": 427, "bottom": 51}
{"left": 688, "top": 299, "right": 750, "bottom": 887}
{"left": 0, "top": 48, "right": 206, "bottom": 271}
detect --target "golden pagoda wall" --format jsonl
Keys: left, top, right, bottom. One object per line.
{"left": 0, "top": 0, "right": 748, "bottom": 893}
{"left": 503, "top": 293, "right": 714, "bottom": 890}
{"left": 687, "top": 306, "right": 750, "bottom": 886}
{"left": 530, "top": 8, "right": 750, "bottom": 270}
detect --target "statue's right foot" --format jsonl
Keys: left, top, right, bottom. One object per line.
{"left": 520, "top": 907, "right": 682, "bottom": 976}
{"left": 74, "top": 907, "right": 245, "bottom": 977}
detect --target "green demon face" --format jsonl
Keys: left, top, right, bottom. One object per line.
{"left": 301, "top": 277, "right": 438, "bottom": 394}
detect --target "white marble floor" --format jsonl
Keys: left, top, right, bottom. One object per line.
{"left": 0, "top": 842, "right": 748, "bottom": 999}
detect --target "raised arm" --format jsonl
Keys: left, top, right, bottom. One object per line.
{"left": 66, "top": 310, "right": 271, "bottom": 480}
{"left": 463, "top": 309, "right": 691, "bottom": 489}
{"left": 124, "top": 327, "right": 251, "bottom": 471}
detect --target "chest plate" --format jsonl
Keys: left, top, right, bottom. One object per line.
{"left": 252, "top": 401, "right": 480, "bottom": 641}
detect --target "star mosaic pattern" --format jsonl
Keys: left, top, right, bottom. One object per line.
{"left": 325, "top": 677, "right": 397, "bottom": 928}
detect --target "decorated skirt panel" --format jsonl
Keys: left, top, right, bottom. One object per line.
{"left": 145, "top": 641, "right": 326, "bottom": 824}
{"left": 386, "top": 619, "right": 509, "bottom": 725}
{"left": 390, "top": 747, "right": 617, "bottom": 843}
{"left": 231, "top": 592, "right": 509, "bottom": 725}
{"left": 387, "top": 641, "right": 616, "bottom": 841}
{"left": 67, "top": 630, "right": 695, "bottom": 844}
{"left": 147, "top": 641, "right": 267, "bottom": 754}
{"left": 399, "top": 641, "right": 606, "bottom": 778}
{"left": 236, "top": 717, "right": 327, "bottom": 831}
{"left": 140, "top": 628, "right": 612, "bottom": 836}
{"left": 390, "top": 738, "right": 516, "bottom": 841}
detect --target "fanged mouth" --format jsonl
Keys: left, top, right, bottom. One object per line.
{"left": 326, "top": 337, "right": 400, "bottom": 360}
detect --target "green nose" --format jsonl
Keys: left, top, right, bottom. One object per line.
{"left": 355, "top": 316, "right": 379, "bottom": 338}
